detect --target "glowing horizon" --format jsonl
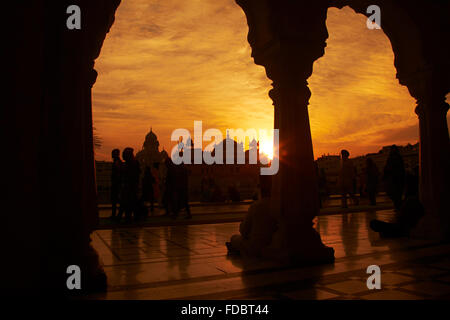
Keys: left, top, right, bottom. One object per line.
{"left": 92, "top": 1, "right": 449, "bottom": 162}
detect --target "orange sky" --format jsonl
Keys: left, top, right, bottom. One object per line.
{"left": 92, "top": 1, "right": 449, "bottom": 161}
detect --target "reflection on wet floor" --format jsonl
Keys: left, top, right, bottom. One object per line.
{"left": 90, "top": 209, "right": 450, "bottom": 300}
{"left": 97, "top": 195, "right": 392, "bottom": 219}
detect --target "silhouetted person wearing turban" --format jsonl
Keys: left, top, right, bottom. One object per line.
{"left": 163, "top": 156, "right": 176, "bottom": 216}
{"left": 370, "top": 166, "right": 423, "bottom": 237}
{"left": 110, "top": 149, "right": 123, "bottom": 220}
{"left": 141, "top": 166, "right": 156, "bottom": 215}
{"left": 117, "top": 148, "right": 140, "bottom": 223}
{"left": 365, "top": 158, "right": 379, "bottom": 206}
{"left": 383, "top": 145, "right": 405, "bottom": 211}
{"left": 171, "top": 151, "right": 192, "bottom": 219}
{"left": 339, "top": 149, "right": 359, "bottom": 208}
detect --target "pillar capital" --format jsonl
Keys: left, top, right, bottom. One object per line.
{"left": 415, "top": 98, "right": 449, "bottom": 118}
{"left": 88, "top": 68, "right": 98, "bottom": 88}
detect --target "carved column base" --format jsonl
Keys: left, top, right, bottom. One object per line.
{"left": 264, "top": 213, "right": 335, "bottom": 265}
{"left": 42, "top": 235, "right": 107, "bottom": 295}
{"left": 79, "top": 243, "right": 107, "bottom": 294}
{"left": 288, "top": 229, "right": 335, "bottom": 266}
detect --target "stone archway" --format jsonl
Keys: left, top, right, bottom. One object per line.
{"left": 5, "top": 0, "right": 448, "bottom": 294}
{"left": 235, "top": 0, "right": 450, "bottom": 262}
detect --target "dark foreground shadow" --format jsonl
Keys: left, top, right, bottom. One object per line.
{"left": 225, "top": 255, "right": 333, "bottom": 299}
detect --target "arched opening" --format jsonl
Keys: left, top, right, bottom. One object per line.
{"left": 87, "top": 1, "right": 448, "bottom": 293}
{"left": 233, "top": 0, "right": 449, "bottom": 266}
{"left": 6, "top": 0, "right": 449, "bottom": 296}
{"left": 309, "top": 7, "right": 418, "bottom": 158}
{"left": 92, "top": 0, "right": 275, "bottom": 206}
{"left": 89, "top": 0, "right": 283, "bottom": 290}
{"left": 308, "top": 7, "right": 419, "bottom": 249}
{"left": 92, "top": 0, "right": 274, "bottom": 160}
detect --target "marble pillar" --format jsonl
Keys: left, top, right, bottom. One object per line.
{"left": 411, "top": 73, "right": 450, "bottom": 240}
{"left": 5, "top": 0, "right": 121, "bottom": 295}
{"left": 237, "top": 0, "right": 334, "bottom": 264}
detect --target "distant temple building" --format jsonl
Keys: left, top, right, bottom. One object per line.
{"left": 136, "top": 128, "right": 162, "bottom": 168}
{"left": 183, "top": 133, "right": 261, "bottom": 202}
{"left": 352, "top": 143, "right": 419, "bottom": 178}
{"left": 95, "top": 128, "right": 261, "bottom": 203}
{"left": 97, "top": 132, "right": 420, "bottom": 203}
{"left": 315, "top": 154, "right": 341, "bottom": 193}
{"left": 316, "top": 143, "right": 420, "bottom": 194}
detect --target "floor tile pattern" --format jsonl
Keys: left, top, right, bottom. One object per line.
{"left": 89, "top": 209, "right": 450, "bottom": 300}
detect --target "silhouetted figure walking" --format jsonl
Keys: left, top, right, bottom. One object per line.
{"left": 201, "top": 176, "right": 209, "bottom": 201}
{"left": 110, "top": 149, "right": 123, "bottom": 220}
{"left": 117, "top": 148, "right": 140, "bottom": 223}
{"left": 317, "top": 166, "right": 327, "bottom": 209}
{"left": 151, "top": 162, "right": 161, "bottom": 208}
{"left": 366, "top": 158, "right": 379, "bottom": 206}
{"left": 383, "top": 145, "right": 405, "bottom": 211}
{"left": 370, "top": 166, "right": 424, "bottom": 237}
{"left": 211, "top": 181, "right": 225, "bottom": 202}
{"left": 172, "top": 156, "right": 191, "bottom": 219}
{"left": 405, "top": 166, "right": 420, "bottom": 198}
{"left": 141, "top": 166, "right": 155, "bottom": 215}
{"left": 163, "top": 156, "right": 176, "bottom": 216}
{"left": 228, "top": 184, "right": 241, "bottom": 202}
{"left": 339, "top": 150, "right": 359, "bottom": 208}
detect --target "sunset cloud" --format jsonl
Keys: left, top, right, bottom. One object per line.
{"left": 92, "top": 2, "right": 445, "bottom": 161}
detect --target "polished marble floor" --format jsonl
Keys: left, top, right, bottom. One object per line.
{"left": 97, "top": 196, "right": 394, "bottom": 229}
{"left": 90, "top": 209, "right": 450, "bottom": 300}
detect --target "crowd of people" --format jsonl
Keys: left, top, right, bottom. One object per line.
{"left": 226, "top": 144, "right": 425, "bottom": 257}
{"left": 109, "top": 148, "right": 191, "bottom": 224}
{"left": 200, "top": 177, "right": 243, "bottom": 203}
{"left": 336, "top": 146, "right": 424, "bottom": 238}
{"left": 335, "top": 145, "right": 419, "bottom": 212}
{"left": 108, "top": 143, "right": 423, "bottom": 244}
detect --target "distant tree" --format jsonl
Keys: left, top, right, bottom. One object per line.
{"left": 93, "top": 127, "right": 102, "bottom": 150}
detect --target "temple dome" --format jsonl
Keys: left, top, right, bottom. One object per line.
{"left": 136, "top": 127, "right": 162, "bottom": 167}
{"left": 144, "top": 128, "right": 158, "bottom": 145}
{"left": 142, "top": 127, "right": 159, "bottom": 150}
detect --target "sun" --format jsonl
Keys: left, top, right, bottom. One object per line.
{"left": 259, "top": 139, "right": 274, "bottom": 160}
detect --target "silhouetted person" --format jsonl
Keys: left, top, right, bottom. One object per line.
{"left": 151, "top": 162, "right": 161, "bottom": 209}
{"left": 383, "top": 145, "right": 405, "bottom": 211}
{"left": 366, "top": 158, "right": 379, "bottom": 206}
{"left": 211, "top": 182, "right": 224, "bottom": 202}
{"left": 228, "top": 184, "right": 241, "bottom": 202}
{"left": 172, "top": 153, "right": 191, "bottom": 219}
{"left": 110, "top": 149, "right": 123, "bottom": 220}
{"left": 201, "top": 176, "right": 210, "bottom": 201}
{"left": 317, "top": 165, "right": 327, "bottom": 209}
{"left": 163, "top": 156, "right": 176, "bottom": 216}
{"left": 117, "top": 147, "right": 140, "bottom": 223}
{"left": 370, "top": 166, "right": 424, "bottom": 237}
{"left": 405, "top": 166, "right": 419, "bottom": 198}
{"left": 141, "top": 166, "right": 155, "bottom": 215}
{"left": 159, "top": 156, "right": 169, "bottom": 214}
{"left": 226, "top": 175, "right": 277, "bottom": 257}
{"left": 358, "top": 170, "right": 366, "bottom": 199}
{"left": 339, "top": 149, "right": 359, "bottom": 208}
